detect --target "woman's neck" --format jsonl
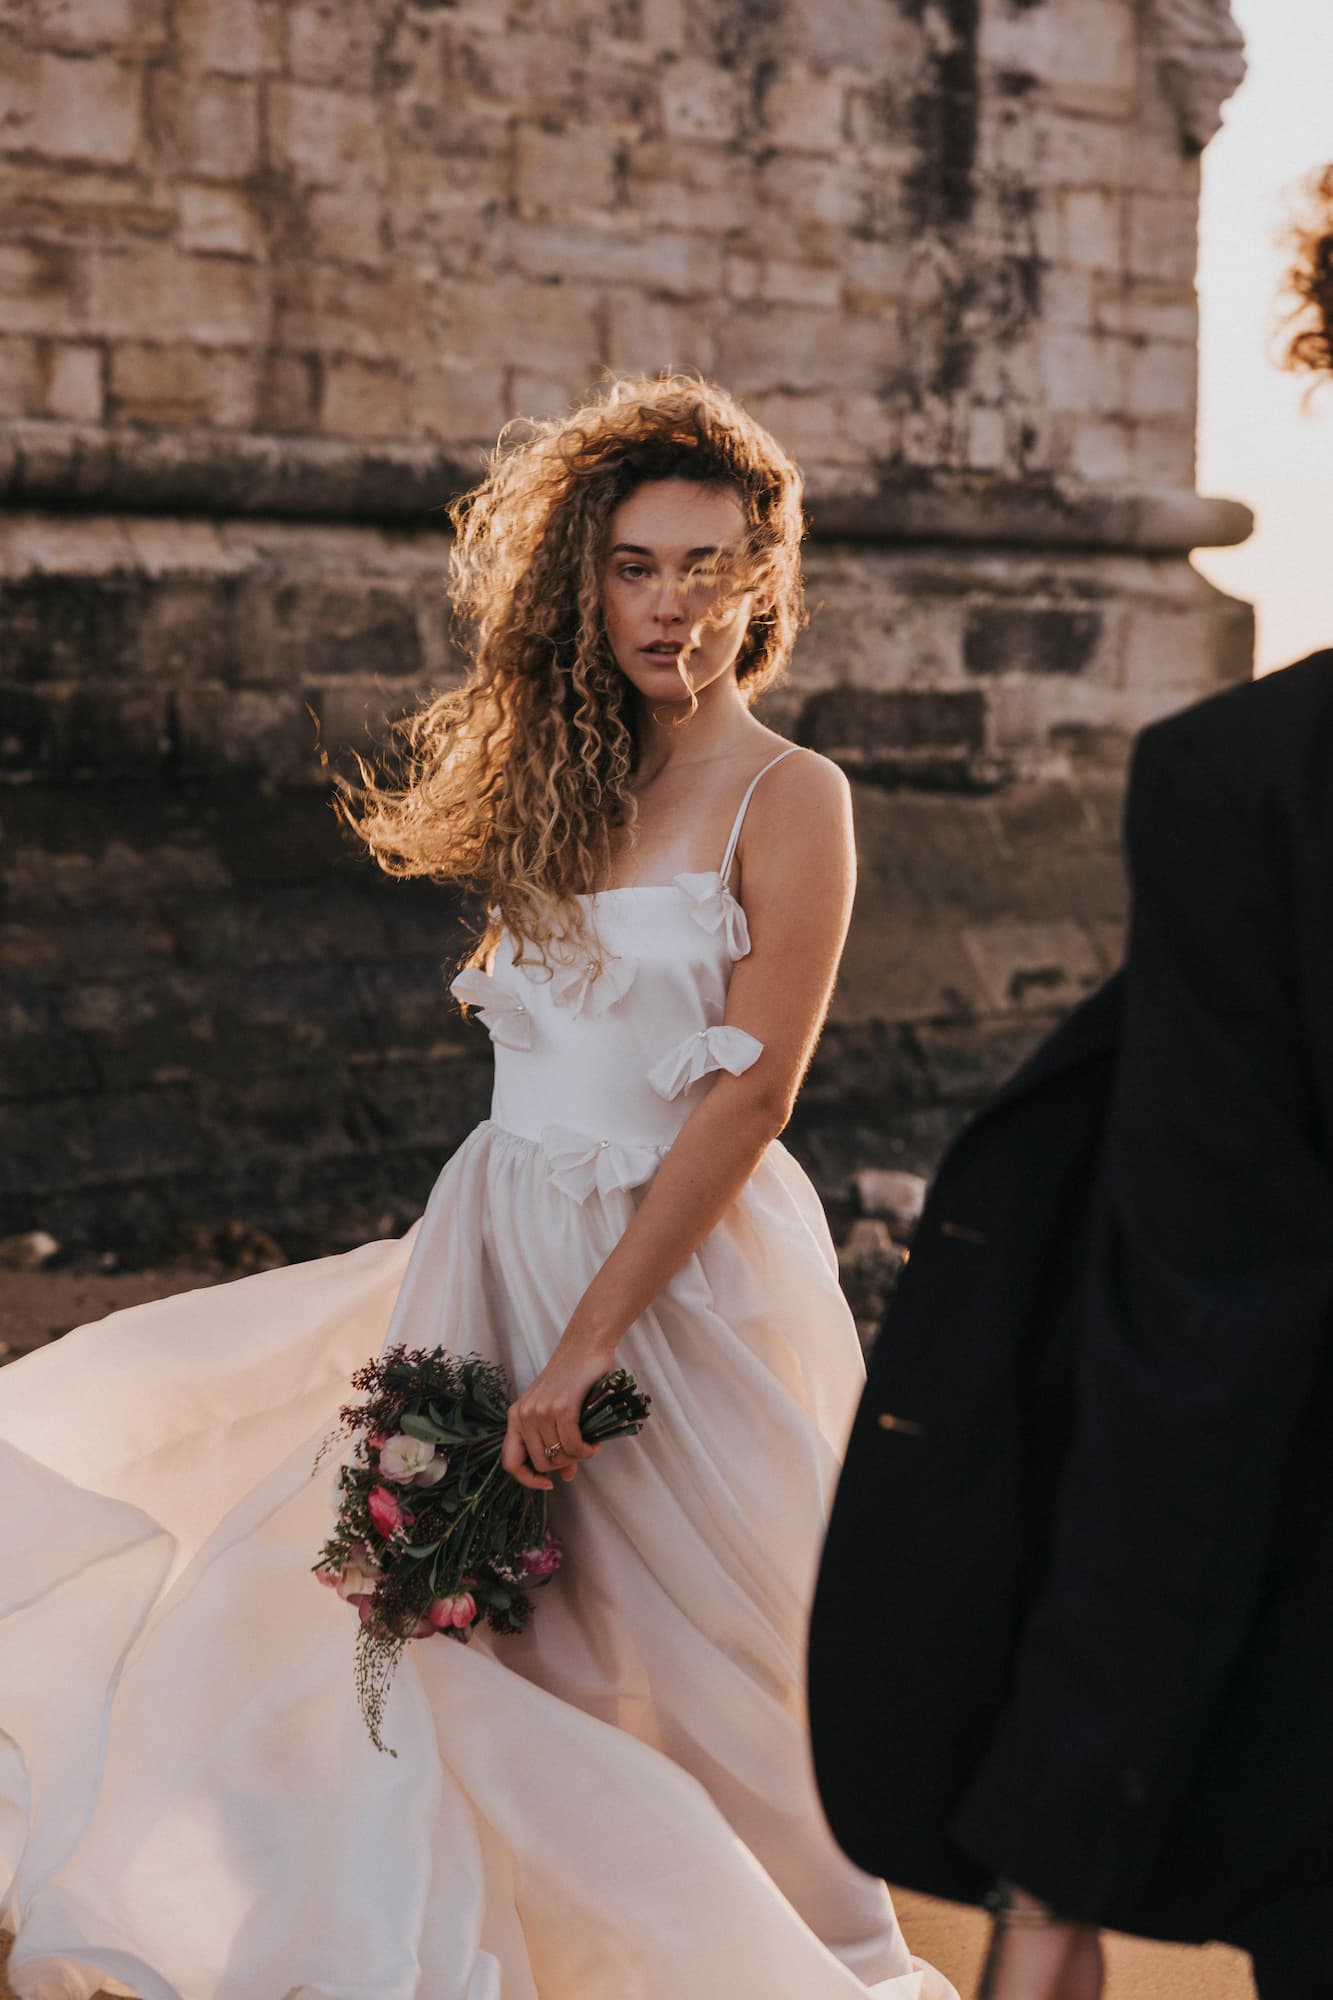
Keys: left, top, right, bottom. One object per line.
{"left": 632, "top": 673, "right": 758, "bottom": 779}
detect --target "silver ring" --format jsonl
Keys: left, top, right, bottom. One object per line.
{"left": 543, "top": 1443, "right": 561, "bottom": 1461}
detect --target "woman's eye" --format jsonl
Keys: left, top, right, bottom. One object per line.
{"left": 618, "top": 565, "right": 649, "bottom": 580}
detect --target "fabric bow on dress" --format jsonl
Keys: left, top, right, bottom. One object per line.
{"left": 449, "top": 968, "right": 534, "bottom": 1050}
{"left": 648, "top": 1024, "right": 765, "bottom": 1102}
{"left": 547, "top": 948, "right": 638, "bottom": 1018}
{"left": 673, "top": 873, "right": 751, "bottom": 959}
{"left": 540, "top": 1125, "right": 666, "bottom": 1204}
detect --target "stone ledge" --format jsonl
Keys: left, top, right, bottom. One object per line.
{"left": 0, "top": 423, "right": 1254, "bottom": 555}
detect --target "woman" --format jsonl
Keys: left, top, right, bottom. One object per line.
{"left": 0, "top": 376, "right": 953, "bottom": 2000}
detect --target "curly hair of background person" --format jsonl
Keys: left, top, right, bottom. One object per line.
{"left": 337, "top": 373, "right": 807, "bottom": 974}
{"left": 1279, "top": 162, "right": 1333, "bottom": 378}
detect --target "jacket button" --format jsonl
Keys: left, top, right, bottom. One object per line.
{"left": 877, "top": 1412, "right": 924, "bottom": 1437}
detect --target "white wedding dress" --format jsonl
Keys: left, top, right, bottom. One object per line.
{"left": 0, "top": 750, "right": 956, "bottom": 2000}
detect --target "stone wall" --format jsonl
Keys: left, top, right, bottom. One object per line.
{"left": 0, "top": 0, "right": 1251, "bottom": 1261}
{"left": 0, "top": 0, "right": 1237, "bottom": 488}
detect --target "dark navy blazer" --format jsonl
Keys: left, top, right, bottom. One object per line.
{"left": 810, "top": 653, "right": 1333, "bottom": 1971}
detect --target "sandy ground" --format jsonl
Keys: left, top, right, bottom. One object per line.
{"left": 0, "top": 1269, "right": 1256, "bottom": 1999}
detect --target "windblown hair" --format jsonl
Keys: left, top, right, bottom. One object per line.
{"left": 1278, "top": 164, "right": 1333, "bottom": 378}
{"left": 338, "top": 373, "right": 806, "bottom": 970}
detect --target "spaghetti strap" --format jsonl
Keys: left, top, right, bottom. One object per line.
{"left": 719, "top": 744, "right": 801, "bottom": 886}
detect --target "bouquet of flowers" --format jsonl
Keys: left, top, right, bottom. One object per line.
{"left": 315, "top": 1345, "right": 651, "bottom": 1751}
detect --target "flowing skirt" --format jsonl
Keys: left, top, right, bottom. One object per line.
{"left": 0, "top": 1123, "right": 956, "bottom": 2000}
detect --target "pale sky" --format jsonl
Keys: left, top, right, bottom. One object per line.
{"left": 1193, "top": 0, "right": 1333, "bottom": 673}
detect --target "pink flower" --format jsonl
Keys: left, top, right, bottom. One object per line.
{"left": 428, "top": 1592, "right": 478, "bottom": 1631}
{"left": 367, "top": 1485, "right": 404, "bottom": 1538}
{"left": 520, "top": 1531, "right": 564, "bottom": 1579}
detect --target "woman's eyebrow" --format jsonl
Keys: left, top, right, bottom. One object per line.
{"left": 608, "top": 542, "right": 725, "bottom": 558}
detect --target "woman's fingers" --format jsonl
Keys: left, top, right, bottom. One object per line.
{"left": 556, "top": 1420, "right": 596, "bottom": 1461}
{"left": 503, "top": 1390, "right": 609, "bottom": 1490}
{"left": 503, "top": 1409, "right": 553, "bottom": 1492}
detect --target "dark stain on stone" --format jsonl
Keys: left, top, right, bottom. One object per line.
{"left": 1009, "top": 965, "right": 1066, "bottom": 1003}
{"left": 963, "top": 606, "right": 1103, "bottom": 678}
{"left": 903, "top": 0, "right": 981, "bottom": 230}
{"left": 799, "top": 685, "right": 988, "bottom": 756}
{"left": 710, "top": 0, "right": 782, "bottom": 73}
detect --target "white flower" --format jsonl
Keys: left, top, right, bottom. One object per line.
{"left": 378, "top": 1432, "right": 438, "bottom": 1482}
{"left": 335, "top": 1544, "right": 381, "bottom": 1603}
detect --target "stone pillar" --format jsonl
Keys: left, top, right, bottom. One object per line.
{"left": 0, "top": 0, "right": 1252, "bottom": 1257}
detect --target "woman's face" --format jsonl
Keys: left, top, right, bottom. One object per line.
{"left": 601, "top": 478, "right": 753, "bottom": 708}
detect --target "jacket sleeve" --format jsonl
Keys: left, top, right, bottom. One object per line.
{"left": 951, "top": 717, "right": 1333, "bottom": 1921}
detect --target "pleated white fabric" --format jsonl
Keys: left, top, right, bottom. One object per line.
{"left": 0, "top": 798, "right": 957, "bottom": 1999}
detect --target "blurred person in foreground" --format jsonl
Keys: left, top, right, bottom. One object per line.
{"left": 810, "top": 169, "right": 1333, "bottom": 2000}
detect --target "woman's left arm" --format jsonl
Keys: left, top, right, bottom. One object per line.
{"left": 504, "top": 751, "right": 857, "bottom": 1489}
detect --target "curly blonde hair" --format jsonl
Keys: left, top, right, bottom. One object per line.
{"left": 339, "top": 373, "right": 807, "bottom": 971}
{"left": 1279, "top": 164, "right": 1333, "bottom": 378}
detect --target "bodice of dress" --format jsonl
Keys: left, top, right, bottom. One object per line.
{"left": 449, "top": 747, "right": 798, "bottom": 1206}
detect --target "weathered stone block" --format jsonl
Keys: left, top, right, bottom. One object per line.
{"left": 151, "top": 71, "right": 260, "bottom": 176}
{"left": 0, "top": 680, "right": 170, "bottom": 779}
{"left": 443, "top": 277, "right": 599, "bottom": 369}
{"left": 0, "top": 335, "right": 38, "bottom": 412}
{"left": 173, "top": 0, "right": 273, "bottom": 76}
{"left": 963, "top": 605, "right": 1103, "bottom": 679}
{"left": 31, "top": 51, "right": 141, "bottom": 165}
{"left": 758, "top": 61, "right": 848, "bottom": 153}
{"left": 2, "top": 573, "right": 147, "bottom": 681}
{"left": 756, "top": 152, "right": 864, "bottom": 231}
{"left": 716, "top": 307, "right": 886, "bottom": 396}
{"left": 1125, "top": 337, "right": 1196, "bottom": 421}
{"left": 961, "top": 919, "right": 1105, "bottom": 1014}
{"left": 967, "top": 403, "right": 1007, "bottom": 470}
{"left": 913, "top": 1013, "right": 1066, "bottom": 1102}
{"left": 605, "top": 292, "right": 716, "bottom": 376}
{"left": 241, "top": 577, "right": 425, "bottom": 687}
{"left": 515, "top": 123, "right": 618, "bottom": 216}
{"left": 179, "top": 183, "right": 260, "bottom": 258}
{"left": 1040, "top": 328, "right": 1127, "bottom": 415}
{"left": 659, "top": 58, "right": 743, "bottom": 143}
{"left": 1069, "top": 415, "right": 1133, "bottom": 485}
{"left": 322, "top": 359, "right": 411, "bottom": 439}
{"left": 1061, "top": 186, "right": 1125, "bottom": 270}
{"left": 33, "top": 0, "right": 150, "bottom": 47}
{"left": 287, "top": 0, "right": 380, "bottom": 90}
{"left": 109, "top": 340, "right": 209, "bottom": 423}
{"left": 0, "top": 242, "right": 83, "bottom": 337}
{"left": 414, "top": 361, "right": 509, "bottom": 445}
{"left": 802, "top": 685, "right": 987, "bottom": 758}
{"left": 41, "top": 341, "right": 103, "bottom": 421}
{"left": 307, "top": 189, "right": 386, "bottom": 271}
{"left": 0, "top": 1085, "right": 212, "bottom": 1200}
{"left": 268, "top": 80, "right": 388, "bottom": 186}
{"left": 174, "top": 685, "right": 320, "bottom": 782}
{"left": 507, "top": 220, "right": 723, "bottom": 301}
{"left": 1128, "top": 192, "right": 1198, "bottom": 283}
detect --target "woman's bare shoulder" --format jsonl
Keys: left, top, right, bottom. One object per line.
{"left": 748, "top": 740, "right": 851, "bottom": 813}
{"left": 738, "top": 743, "right": 853, "bottom": 875}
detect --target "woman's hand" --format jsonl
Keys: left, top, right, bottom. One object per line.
{"left": 502, "top": 1334, "right": 618, "bottom": 1492}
